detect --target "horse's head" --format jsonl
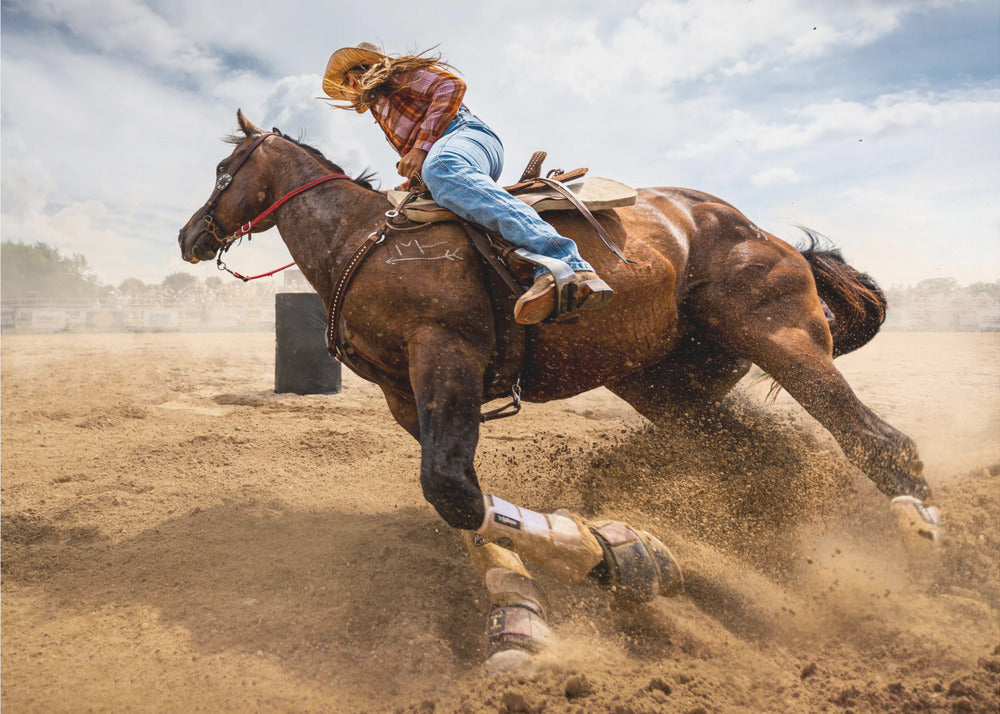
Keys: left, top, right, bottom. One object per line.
{"left": 178, "top": 110, "right": 275, "bottom": 263}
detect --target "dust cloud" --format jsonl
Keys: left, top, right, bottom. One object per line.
{"left": 1, "top": 331, "right": 997, "bottom": 712}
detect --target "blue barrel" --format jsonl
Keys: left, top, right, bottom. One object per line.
{"left": 274, "top": 292, "right": 341, "bottom": 395}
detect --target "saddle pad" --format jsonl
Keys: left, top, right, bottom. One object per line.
{"left": 386, "top": 177, "right": 638, "bottom": 224}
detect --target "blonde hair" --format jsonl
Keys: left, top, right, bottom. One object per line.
{"left": 327, "top": 50, "right": 457, "bottom": 112}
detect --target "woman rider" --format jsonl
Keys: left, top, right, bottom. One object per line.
{"left": 321, "top": 43, "right": 613, "bottom": 324}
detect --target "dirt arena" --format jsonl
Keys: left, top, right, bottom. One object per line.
{"left": 2, "top": 330, "right": 998, "bottom": 713}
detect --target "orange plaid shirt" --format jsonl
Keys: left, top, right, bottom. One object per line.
{"left": 369, "top": 66, "right": 467, "bottom": 156}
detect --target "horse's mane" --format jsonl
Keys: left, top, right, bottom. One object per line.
{"left": 223, "top": 130, "right": 378, "bottom": 190}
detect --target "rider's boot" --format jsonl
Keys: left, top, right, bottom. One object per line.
{"left": 514, "top": 270, "right": 615, "bottom": 325}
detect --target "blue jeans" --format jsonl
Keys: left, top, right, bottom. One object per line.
{"left": 421, "top": 110, "right": 593, "bottom": 275}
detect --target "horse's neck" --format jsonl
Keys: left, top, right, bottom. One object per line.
{"left": 266, "top": 148, "right": 385, "bottom": 298}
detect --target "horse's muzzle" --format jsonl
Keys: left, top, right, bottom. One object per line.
{"left": 178, "top": 227, "right": 219, "bottom": 263}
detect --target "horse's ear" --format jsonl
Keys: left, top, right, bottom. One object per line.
{"left": 271, "top": 127, "right": 284, "bottom": 137}
{"left": 236, "top": 109, "right": 263, "bottom": 136}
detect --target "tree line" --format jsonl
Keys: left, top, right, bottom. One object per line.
{"left": 1, "top": 240, "right": 214, "bottom": 303}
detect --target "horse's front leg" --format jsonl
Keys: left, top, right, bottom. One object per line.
{"left": 407, "top": 335, "right": 682, "bottom": 602}
{"left": 407, "top": 330, "right": 489, "bottom": 532}
{"left": 409, "top": 340, "right": 683, "bottom": 603}
{"left": 407, "top": 330, "right": 682, "bottom": 668}
{"left": 405, "top": 332, "right": 556, "bottom": 665}
{"left": 462, "top": 532, "right": 555, "bottom": 673}
{"left": 406, "top": 329, "right": 604, "bottom": 570}
{"left": 476, "top": 498, "right": 684, "bottom": 603}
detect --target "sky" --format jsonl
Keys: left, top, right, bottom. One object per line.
{"left": 1, "top": 0, "right": 998, "bottom": 289}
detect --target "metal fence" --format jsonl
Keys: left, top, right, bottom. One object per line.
{"left": 1, "top": 302, "right": 276, "bottom": 333}
{"left": 0, "top": 270, "right": 318, "bottom": 333}
{"left": 3, "top": 281, "right": 998, "bottom": 334}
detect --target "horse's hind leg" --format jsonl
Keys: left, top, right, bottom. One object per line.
{"left": 691, "top": 214, "right": 929, "bottom": 502}
{"left": 733, "top": 306, "right": 929, "bottom": 500}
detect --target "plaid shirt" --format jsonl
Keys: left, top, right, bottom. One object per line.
{"left": 370, "top": 66, "right": 467, "bottom": 156}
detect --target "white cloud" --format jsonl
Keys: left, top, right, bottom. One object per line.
{"left": 0, "top": 36, "right": 380, "bottom": 284}
{"left": 666, "top": 87, "right": 1000, "bottom": 158}
{"left": 751, "top": 167, "right": 804, "bottom": 187}
{"left": 505, "top": 0, "right": 967, "bottom": 98}
{"left": 1, "top": 166, "right": 169, "bottom": 283}
{"left": 6, "top": 0, "right": 223, "bottom": 82}
{"left": 769, "top": 181, "right": 1000, "bottom": 287}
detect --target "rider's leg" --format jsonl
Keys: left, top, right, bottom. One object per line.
{"left": 422, "top": 114, "right": 590, "bottom": 272}
{"left": 421, "top": 113, "right": 613, "bottom": 323}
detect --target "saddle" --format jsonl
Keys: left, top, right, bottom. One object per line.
{"left": 385, "top": 151, "right": 638, "bottom": 223}
{"left": 387, "top": 151, "right": 636, "bottom": 288}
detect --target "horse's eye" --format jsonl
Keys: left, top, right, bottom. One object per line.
{"left": 217, "top": 164, "right": 226, "bottom": 175}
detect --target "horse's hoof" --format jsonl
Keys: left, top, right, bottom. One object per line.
{"left": 890, "top": 495, "right": 942, "bottom": 545}
{"left": 485, "top": 648, "right": 536, "bottom": 676}
{"left": 587, "top": 520, "right": 684, "bottom": 603}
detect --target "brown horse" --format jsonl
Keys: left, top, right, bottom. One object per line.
{"left": 179, "top": 111, "right": 933, "bottom": 668}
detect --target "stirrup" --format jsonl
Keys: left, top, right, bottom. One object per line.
{"left": 573, "top": 273, "right": 615, "bottom": 314}
{"left": 587, "top": 520, "right": 684, "bottom": 603}
{"left": 513, "top": 250, "right": 615, "bottom": 322}
{"left": 512, "top": 248, "right": 576, "bottom": 316}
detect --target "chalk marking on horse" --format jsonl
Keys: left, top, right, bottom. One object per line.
{"left": 385, "top": 239, "right": 463, "bottom": 264}
{"left": 397, "top": 239, "right": 445, "bottom": 254}
{"left": 386, "top": 250, "right": 463, "bottom": 264}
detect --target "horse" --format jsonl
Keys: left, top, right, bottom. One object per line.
{"left": 178, "top": 110, "right": 936, "bottom": 668}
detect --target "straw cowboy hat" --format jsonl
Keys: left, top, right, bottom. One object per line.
{"left": 322, "top": 42, "right": 387, "bottom": 100}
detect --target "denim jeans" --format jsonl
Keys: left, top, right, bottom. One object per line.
{"left": 421, "top": 109, "right": 593, "bottom": 275}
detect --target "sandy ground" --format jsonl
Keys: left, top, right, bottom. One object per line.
{"left": 2, "top": 330, "right": 998, "bottom": 713}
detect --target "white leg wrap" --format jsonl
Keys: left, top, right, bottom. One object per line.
{"left": 482, "top": 568, "right": 553, "bottom": 657}
{"left": 484, "top": 568, "right": 546, "bottom": 612}
{"left": 475, "top": 495, "right": 603, "bottom": 582}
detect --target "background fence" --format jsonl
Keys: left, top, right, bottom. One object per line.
{"left": 2, "top": 272, "right": 998, "bottom": 333}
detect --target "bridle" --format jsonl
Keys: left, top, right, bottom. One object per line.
{"left": 201, "top": 132, "right": 272, "bottom": 247}
{"left": 201, "top": 132, "right": 352, "bottom": 253}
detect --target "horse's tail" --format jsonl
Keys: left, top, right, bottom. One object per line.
{"left": 797, "top": 228, "right": 887, "bottom": 358}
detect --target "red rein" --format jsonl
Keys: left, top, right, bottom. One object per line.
{"left": 217, "top": 172, "right": 353, "bottom": 282}
{"left": 218, "top": 260, "right": 298, "bottom": 282}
